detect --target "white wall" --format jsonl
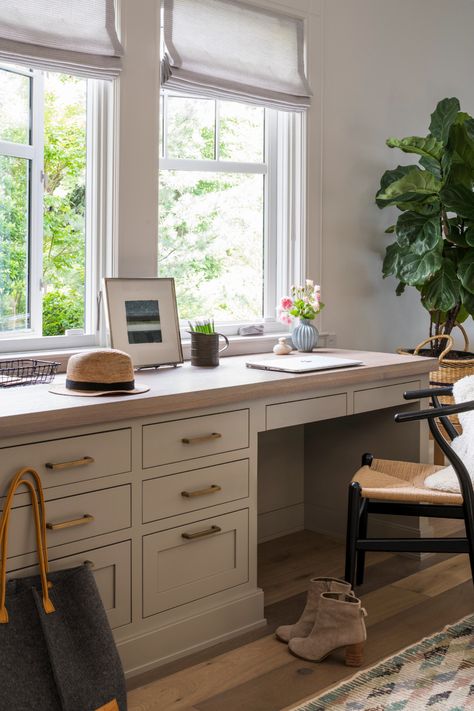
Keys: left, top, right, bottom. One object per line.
{"left": 116, "top": 0, "right": 474, "bottom": 352}
{"left": 316, "top": 0, "right": 474, "bottom": 352}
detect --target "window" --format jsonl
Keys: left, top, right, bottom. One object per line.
{"left": 0, "top": 63, "right": 104, "bottom": 348}
{"left": 159, "top": 91, "right": 306, "bottom": 332}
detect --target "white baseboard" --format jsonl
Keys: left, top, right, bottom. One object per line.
{"left": 119, "top": 588, "right": 265, "bottom": 678}
{"left": 258, "top": 504, "right": 304, "bottom": 543}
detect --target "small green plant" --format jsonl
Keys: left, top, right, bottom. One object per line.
{"left": 188, "top": 318, "right": 215, "bottom": 334}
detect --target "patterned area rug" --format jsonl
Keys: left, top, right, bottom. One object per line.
{"left": 291, "top": 614, "right": 474, "bottom": 710}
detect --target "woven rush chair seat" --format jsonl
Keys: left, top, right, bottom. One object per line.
{"left": 352, "top": 458, "right": 463, "bottom": 505}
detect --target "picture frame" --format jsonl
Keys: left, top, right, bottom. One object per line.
{"left": 103, "top": 278, "right": 183, "bottom": 368}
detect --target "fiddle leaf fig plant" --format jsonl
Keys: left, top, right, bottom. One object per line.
{"left": 376, "top": 97, "right": 474, "bottom": 351}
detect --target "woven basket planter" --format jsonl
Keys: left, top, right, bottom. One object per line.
{"left": 398, "top": 326, "right": 474, "bottom": 425}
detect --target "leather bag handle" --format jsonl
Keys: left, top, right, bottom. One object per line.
{"left": 0, "top": 468, "right": 55, "bottom": 623}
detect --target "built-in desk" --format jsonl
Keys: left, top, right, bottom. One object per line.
{"left": 0, "top": 349, "right": 433, "bottom": 677}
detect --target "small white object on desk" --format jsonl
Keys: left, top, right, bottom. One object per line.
{"left": 273, "top": 337, "right": 292, "bottom": 355}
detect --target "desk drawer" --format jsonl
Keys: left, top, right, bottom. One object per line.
{"left": 7, "top": 540, "right": 131, "bottom": 629}
{"left": 0, "top": 429, "right": 131, "bottom": 491}
{"left": 266, "top": 393, "right": 347, "bottom": 430}
{"left": 143, "top": 508, "right": 248, "bottom": 616}
{"left": 353, "top": 380, "right": 420, "bottom": 414}
{"left": 142, "top": 459, "right": 249, "bottom": 523}
{"left": 142, "top": 410, "right": 249, "bottom": 468}
{"left": 8, "top": 485, "right": 131, "bottom": 558}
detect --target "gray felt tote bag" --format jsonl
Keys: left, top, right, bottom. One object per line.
{"left": 0, "top": 467, "right": 127, "bottom": 711}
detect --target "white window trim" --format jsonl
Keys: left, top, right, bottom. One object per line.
{"left": 159, "top": 91, "right": 307, "bottom": 337}
{"left": 0, "top": 69, "right": 115, "bottom": 354}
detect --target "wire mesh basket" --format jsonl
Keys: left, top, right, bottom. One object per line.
{"left": 0, "top": 359, "right": 60, "bottom": 388}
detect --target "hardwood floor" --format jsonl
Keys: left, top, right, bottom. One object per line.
{"left": 127, "top": 530, "right": 474, "bottom": 711}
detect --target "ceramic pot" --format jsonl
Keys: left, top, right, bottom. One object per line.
{"left": 189, "top": 331, "right": 230, "bottom": 367}
{"left": 292, "top": 319, "right": 319, "bottom": 352}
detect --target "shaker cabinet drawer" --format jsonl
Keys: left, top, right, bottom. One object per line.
{"left": 142, "top": 410, "right": 249, "bottom": 468}
{"left": 142, "top": 459, "right": 249, "bottom": 523}
{"left": 7, "top": 540, "right": 131, "bottom": 629}
{"left": 142, "top": 508, "right": 249, "bottom": 616}
{"left": 7, "top": 485, "right": 131, "bottom": 559}
{"left": 353, "top": 381, "right": 420, "bottom": 414}
{"left": 266, "top": 393, "right": 347, "bottom": 430}
{"left": 0, "top": 428, "right": 132, "bottom": 491}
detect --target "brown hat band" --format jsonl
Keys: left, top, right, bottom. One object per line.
{"left": 65, "top": 379, "right": 136, "bottom": 392}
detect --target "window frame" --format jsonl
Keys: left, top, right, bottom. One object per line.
{"left": 159, "top": 89, "right": 306, "bottom": 337}
{"left": 0, "top": 63, "right": 113, "bottom": 353}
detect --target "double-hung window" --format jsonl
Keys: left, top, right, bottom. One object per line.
{"left": 159, "top": 0, "right": 311, "bottom": 335}
{"left": 0, "top": 63, "right": 95, "bottom": 345}
{"left": 159, "top": 95, "right": 306, "bottom": 334}
{"left": 0, "top": 0, "right": 121, "bottom": 351}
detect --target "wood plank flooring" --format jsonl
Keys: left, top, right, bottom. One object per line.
{"left": 128, "top": 530, "right": 474, "bottom": 711}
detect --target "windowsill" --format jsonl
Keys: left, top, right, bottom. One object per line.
{"left": 0, "top": 331, "right": 337, "bottom": 373}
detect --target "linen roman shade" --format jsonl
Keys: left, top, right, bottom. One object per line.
{"left": 161, "top": 0, "right": 312, "bottom": 111}
{"left": 0, "top": 0, "right": 123, "bottom": 79}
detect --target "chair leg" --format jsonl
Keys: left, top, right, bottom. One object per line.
{"left": 356, "top": 498, "right": 368, "bottom": 586}
{"left": 345, "top": 482, "right": 362, "bottom": 588}
{"left": 462, "top": 501, "right": 474, "bottom": 587}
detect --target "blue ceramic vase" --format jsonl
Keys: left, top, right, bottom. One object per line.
{"left": 292, "top": 318, "right": 319, "bottom": 352}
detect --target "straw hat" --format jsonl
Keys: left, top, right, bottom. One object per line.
{"left": 50, "top": 349, "right": 150, "bottom": 397}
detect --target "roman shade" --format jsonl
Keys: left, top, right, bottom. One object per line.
{"left": 0, "top": 0, "right": 123, "bottom": 79}
{"left": 161, "top": 0, "right": 312, "bottom": 111}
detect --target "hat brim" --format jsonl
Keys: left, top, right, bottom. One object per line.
{"left": 49, "top": 384, "right": 150, "bottom": 397}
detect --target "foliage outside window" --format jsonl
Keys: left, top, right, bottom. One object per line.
{"left": 159, "top": 93, "right": 280, "bottom": 328}
{"left": 0, "top": 64, "right": 89, "bottom": 339}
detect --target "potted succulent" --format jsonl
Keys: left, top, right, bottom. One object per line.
{"left": 376, "top": 97, "right": 474, "bottom": 370}
{"left": 278, "top": 280, "right": 324, "bottom": 352}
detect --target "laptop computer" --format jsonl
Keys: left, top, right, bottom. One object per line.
{"left": 246, "top": 354, "right": 363, "bottom": 374}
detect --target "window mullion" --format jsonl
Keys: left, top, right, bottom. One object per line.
{"left": 29, "top": 70, "right": 44, "bottom": 337}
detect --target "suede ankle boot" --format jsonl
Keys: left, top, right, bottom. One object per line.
{"left": 275, "top": 577, "right": 353, "bottom": 643}
{"left": 288, "top": 592, "right": 367, "bottom": 666}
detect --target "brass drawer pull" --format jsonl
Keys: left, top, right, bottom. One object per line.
{"left": 181, "top": 484, "right": 222, "bottom": 498}
{"left": 181, "top": 525, "right": 222, "bottom": 540}
{"left": 181, "top": 433, "right": 222, "bottom": 445}
{"left": 45, "top": 456, "right": 95, "bottom": 471}
{"left": 46, "top": 514, "right": 95, "bottom": 531}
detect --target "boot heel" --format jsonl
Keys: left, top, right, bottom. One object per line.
{"left": 345, "top": 641, "right": 364, "bottom": 667}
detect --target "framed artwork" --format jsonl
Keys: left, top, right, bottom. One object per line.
{"left": 103, "top": 278, "right": 183, "bottom": 368}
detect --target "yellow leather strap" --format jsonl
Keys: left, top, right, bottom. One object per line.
{"left": 95, "top": 701, "right": 119, "bottom": 711}
{"left": 0, "top": 468, "right": 55, "bottom": 622}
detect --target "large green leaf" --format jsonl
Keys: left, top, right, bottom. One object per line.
{"left": 420, "top": 155, "right": 442, "bottom": 179}
{"left": 376, "top": 168, "right": 441, "bottom": 207}
{"left": 382, "top": 242, "right": 405, "bottom": 278}
{"left": 396, "top": 200, "right": 440, "bottom": 215}
{"left": 386, "top": 136, "right": 443, "bottom": 162}
{"left": 429, "top": 97, "right": 461, "bottom": 145}
{"left": 440, "top": 185, "right": 474, "bottom": 220}
{"left": 461, "top": 287, "right": 474, "bottom": 315}
{"left": 444, "top": 123, "right": 474, "bottom": 186}
{"left": 458, "top": 249, "right": 474, "bottom": 293}
{"left": 447, "top": 123, "right": 474, "bottom": 168}
{"left": 465, "top": 226, "right": 474, "bottom": 247}
{"left": 446, "top": 224, "right": 469, "bottom": 247}
{"left": 376, "top": 165, "right": 418, "bottom": 207}
{"left": 395, "top": 211, "right": 441, "bottom": 254}
{"left": 398, "top": 249, "right": 443, "bottom": 286}
{"left": 421, "top": 260, "right": 460, "bottom": 311}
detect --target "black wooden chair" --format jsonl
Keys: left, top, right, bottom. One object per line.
{"left": 345, "top": 385, "right": 474, "bottom": 588}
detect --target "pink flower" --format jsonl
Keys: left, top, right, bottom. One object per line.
{"left": 278, "top": 312, "right": 293, "bottom": 325}
{"left": 280, "top": 297, "right": 293, "bottom": 310}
